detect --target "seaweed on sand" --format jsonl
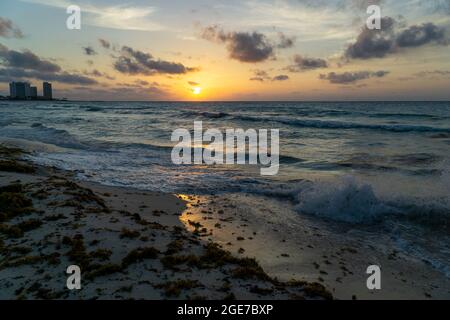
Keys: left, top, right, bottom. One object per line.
{"left": 0, "top": 185, "right": 34, "bottom": 222}
{"left": 154, "top": 279, "right": 201, "bottom": 297}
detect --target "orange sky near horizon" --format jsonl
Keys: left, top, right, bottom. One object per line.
{"left": 1, "top": 0, "right": 450, "bottom": 101}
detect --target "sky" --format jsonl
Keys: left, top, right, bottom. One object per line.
{"left": 0, "top": 0, "right": 450, "bottom": 101}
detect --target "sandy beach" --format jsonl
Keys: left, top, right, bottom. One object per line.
{"left": 1, "top": 141, "right": 449, "bottom": 300}
{"left": 0, "top": 143, "right": 332, "bottom": 300}
{"left": 2, "top": 0, "right": 450, "bottom": 306}
{"left": 180, "top": 194, "right": 450, "bottom": 300}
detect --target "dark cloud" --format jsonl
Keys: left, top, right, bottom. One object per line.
{"left": 85, "top": 69, "right": 102, "bottom": 77}
{"left": 0, "top": 44, "right": 97, "bottom": 85}
{"left": 0, "top": 44, "right": 61, "bottom": 72}
{"left": 201, "top": 26, "right": 275, "bottom": 63}
{"left": 287, "top": 55, "right": 328, "bottom": 72}
{"left": 188, "top": 81, "right": 199, "bottom": 86}
{"left": 272, "top": 74, "right": 289, "bottom": 81}
{"left": 0, "top": 67, "right": 98, "bottom": 85}
{"left": 83, "top": 69, "right": 115, "bottom": 80}
{"left": 249, "top": 77, "right": 265, "bottom": 82}
{"left": 59, "top": 84, "right": 169, "bottom": 101}
{"left": 116, "top": 80, "right": 159, "bottom": 88}
{"left": 254, "top": 70, "right": 270, "bottom": 78}
{"left": 396, "top": 23, "right": 447, "bottom": 47}
{"left": 345, "top": 17, "right": 448, "bottom": 59}
{"left": 319, "top": 70, "right": 389, "bottom": 84}
{"left": 249, "top": 69, "right": 270, "bottom": 81}
{"left": 345, "top": 17, "right": 396, "bottom": 59}
{"left": 83, "top": 46, "right": 97, "bottom": 56}
{"left": 249, "top": 70, "right": 289, "bottom": 82}
{"left": 135, "top": 79, "right": 152, "bottom": 86}
{"left": 277, "top": 33, "right": 296, "bottom": 49}
{"left": 98, "top": 38, "right": 111, "bottom": 49}
{"left": 114, "top": 46, "right": 198, "bottom": 75}
{"left": 0, "top": 17, "right": 23, "bottom": 38}
{"left": 42, "top": 72, "right": 98, "bottom": 85}
{"left": 414, "top": 70, "right": 450, "bottom": 78}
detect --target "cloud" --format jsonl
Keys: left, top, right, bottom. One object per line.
{"left": 344, "top": 17, "right": 397, "bottom": 59}
{"left": 83, "top": 46, "right": 97, "bottom": 56}
{"left": 201, "top": 26, "right": 275, "bottom": 63}
{"left": 272, "top": 74, "right": 289, "bottom": 81}
{"left": 188, "top": 81, "right": 199, "bottom": 86}
{"left": 254, "top": 70, "right": 270, "bottom": 78}
{"left": 249, "top": 69, "right": 271, "bottom": 81}
{"left": 414, "top": 70, "right": 450, "bottom": 78}
{"left": 59, "top": 83, "right": 170, "bottom": 101}
{"left": 0, "top": 43, "right": 97, "bottom": 85}
{"left": 83, "top": 69, "right": 115, "bottom": 80}
{"left": 0, "top": 67, "right": 98, "bottom": 85}
{"left": 0, "top": 44, "right": 60, "bottom": 72}
{"left": 249, "top": 77, "right": 265, "bottom": 82}
{"left": 249, "top": 70, "right": 289, "bottom": 82}
{"left": 345, "top": 17, "right": 448, "bottom": 59}
{"left": 98, "top": 38, "right": 111, "bottom": 49}
{"left": 0, "top": 17, "right": 24, "bottom": 38}
{"left": 287, "top": 55, "right": 328, "bottom": 71}
{"left": 396, "top": 23, "right": 448, "bottom": 47}
{"left": 319, "top": 70, "right": 389, "bottom": 84}
{"left": 114, "top": 46, "right": 199, "bottom": 75}
{"left": 277, "top": 32, "right": 296, "bottom": 49}
{"left": 116, "top": 80, "right": 160, "bottom": 88}
{"left": 18, "top": 0, "right": 162, "bottom": 31}
{"left": 134, "top": 79, "right": 151, "bottom": 86}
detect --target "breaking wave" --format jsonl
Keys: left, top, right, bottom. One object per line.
{"left": 253, "top": 174, "right": 450, "bottom": 228}
{"left": 232, "top": 115, "right": 450, "bottom": 133}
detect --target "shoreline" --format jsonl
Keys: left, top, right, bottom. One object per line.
{"left": 179, "top": 193, "right": 450, "bottom": 300}
{"left": 1, "top": 140, "right": 449, "bottom": 300}
{"left": 0, "top": 143, "right": 332, "bottom": 300}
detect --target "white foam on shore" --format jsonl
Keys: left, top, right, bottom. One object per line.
{"left": 0, "top": 137, "right": 70, "bottom": 153}
{"left": 294, "top": 175, "right": 397, "bottom": 224}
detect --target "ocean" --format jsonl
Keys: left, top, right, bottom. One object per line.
{"left": 1, "top": 100, "right": 449, "bottom": 278}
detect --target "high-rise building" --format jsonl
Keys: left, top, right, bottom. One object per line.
{"left": 9, "top": 82, "right": 31, "bottom": 99}
{"left": 43, "top": 82, "right": 52, "bottom": 100}
{"left": 29, "top": 86, "right": 38, "bottom": 99}
{"left": 9, "top": 83, "right": 16, "bottom": 98}
{"left": 24, "top": 83, "right": 31, "bottom": 98}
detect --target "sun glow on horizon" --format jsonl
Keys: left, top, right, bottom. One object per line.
{"left": 192, "top": 87, "right": 202, "bottom": 95}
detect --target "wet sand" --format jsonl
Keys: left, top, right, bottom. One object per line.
{"left": 0, "top": 143, "right": 332, "bottom": 300}
{"left": 179, "top": 193, "right": 450, "bottom": 300}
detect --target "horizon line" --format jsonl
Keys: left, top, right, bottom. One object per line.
{"left": 4, "top": 99, "right": 450, "bottom": 103}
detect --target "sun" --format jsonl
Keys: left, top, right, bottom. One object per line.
{"left": 192, "top": 87, "right": 202, "bottom": 95}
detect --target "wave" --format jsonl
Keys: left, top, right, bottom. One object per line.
{"left": 430, "top": 133, "right": 450, "bottom": 139}
{"left": 0, "top": 123, "right": 89, "bottom": 150}
{"left": 1, "top": 123, "right": 178, "bottom": 154}
{"left": 180, "top": 111, "right": 230, "bottom": 119}
{"left": 294, "top": 177, "right": 394, "bottom": 224}
{"left": 232, "top": 115, "right": 450, "bottom": 133}
{"left": 390, "top": 153, "right": 442, "bottom": 165}
{"left": 253, "top": 174, "right": 450, "bottom": 228}
{"left": 28, "top": 123, "right": 89, "bottom": 149}
{"left": 368, "top": 112, "right": 443, "bottom": 120}
{"left": 85, "top": 107, "right": 103, "bottom": 112}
